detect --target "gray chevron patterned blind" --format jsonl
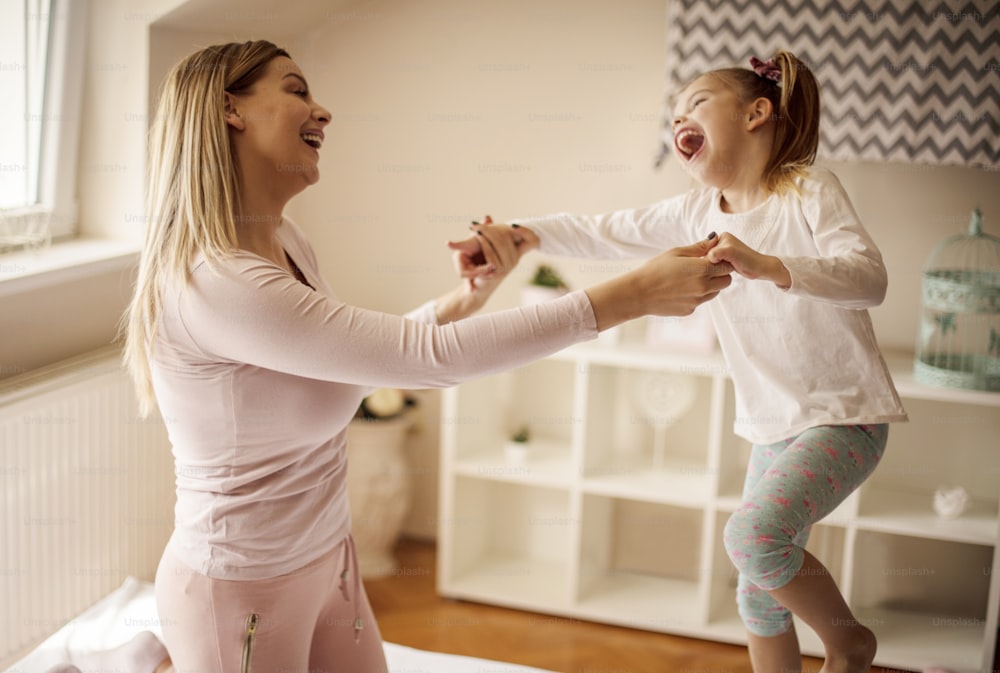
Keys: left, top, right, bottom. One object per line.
{"left": 660, "top": 1, "right": 999, "bottom": 169}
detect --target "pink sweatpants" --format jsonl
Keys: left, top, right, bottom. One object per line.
{"left": 154, "top": 536, "right": 388, "bottom": 673}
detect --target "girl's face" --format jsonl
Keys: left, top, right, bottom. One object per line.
{"left": 226, "top": 56, "right": 332, "bottom": 193}
{"left": 670, "top": 75, "right": 756, "bottom": 189}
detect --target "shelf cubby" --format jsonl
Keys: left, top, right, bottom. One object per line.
{"left": 848, "top": 530, "right": 994, "bottom": 672}
{"left": 448, "top": 357, "right": 578, "bottom": 462}
{"left": 440, "top": 478, "right": 575, "bottom": 609}
{"left": 856, "top": 486, "right": 998, "bottom": 545}
{"left": 575, "top": 494, "right": 707, "bottom": 630}
{"left": 869, "top": 394, "right": 1000, "bottom": 492}
{"left": 851, "top": 531, "right": 992, "bottom": 622}
{"left": 580, "top": 364, "right": 715, "bottom": 506}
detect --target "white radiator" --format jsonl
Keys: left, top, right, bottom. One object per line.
{"left": 0, "top": 346, "right": 175, "bottom": 666}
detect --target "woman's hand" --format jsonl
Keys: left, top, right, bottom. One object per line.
{"left": 585, "top": 237, "right": 733, "bottom": 331}
{"left": 706, "top": 232, "right": 791, "bottom": 289}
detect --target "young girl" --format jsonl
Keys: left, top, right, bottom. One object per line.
{"left": 454, "top": 50, "right": 907, "bottom": 673}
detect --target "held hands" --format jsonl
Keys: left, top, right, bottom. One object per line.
{"left": 435, "top": 216, "right": 533, "bottom": 323}
{"left": 446, "top": 216, "right": 539, "bottom": 286}
{"left": 439, "top": 218, "right": 743, "bottom": 330}
{"left": 585, "top": 236, "right": 734, "bottom": 331}
{"left": 705, "top": 232, "right": 791, "bottom": 289}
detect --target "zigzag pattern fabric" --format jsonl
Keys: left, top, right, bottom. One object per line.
{"left": 660, "top": 0, "right": 999, "bottom": 169}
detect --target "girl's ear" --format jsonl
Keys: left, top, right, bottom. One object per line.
{"left": 224, "top": 92, "right": 245, "bottom": 131}
{"left": 746, "top": 97, "right": 774, "bottom": 131}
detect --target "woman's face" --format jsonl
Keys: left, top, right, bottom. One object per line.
{"left": 226, "top": 56, "right": 331, "bottom": 194}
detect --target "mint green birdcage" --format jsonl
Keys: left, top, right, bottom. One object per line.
{"left": 914, "top": 208, "right": 1000, "bottom": 391}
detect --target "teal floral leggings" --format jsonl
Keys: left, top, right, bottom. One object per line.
{"left": 723, "top": 424, "right": 888, "bottom": 637}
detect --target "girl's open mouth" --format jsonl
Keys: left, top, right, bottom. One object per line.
{"left": 674, "top": 128, "right": 704, "bottom": 161}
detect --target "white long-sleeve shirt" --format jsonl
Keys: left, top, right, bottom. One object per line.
{"left": 517, "top": 168, "right": 907, "bottom": 444}
{"left": 152, "top": 217, "right": 597, "bottom": 579}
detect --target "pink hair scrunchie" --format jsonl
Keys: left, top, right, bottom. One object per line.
{"left": 750, "top": 56, "right": 782, "bottom": 85}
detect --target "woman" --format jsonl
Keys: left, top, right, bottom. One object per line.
{"left": 59, "top": 40, "right": 731, "bottom": 673}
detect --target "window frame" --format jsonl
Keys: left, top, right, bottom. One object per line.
{"left": 2, "top": 0, "right": 87, "bottom": 247}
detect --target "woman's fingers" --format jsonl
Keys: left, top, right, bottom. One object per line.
{"left": 641, "top": 249, "right": 734, "bottom": 315}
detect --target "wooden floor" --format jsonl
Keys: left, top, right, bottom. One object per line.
{"left": 365, "top": 538, "right": 900, "bottom": 673}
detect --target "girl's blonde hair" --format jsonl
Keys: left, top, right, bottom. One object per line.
{"left": 701, "top": 50, "right": 821, "bottom": 195}
{"left": 122, "top": 40, "right": 289, "bottom": 415}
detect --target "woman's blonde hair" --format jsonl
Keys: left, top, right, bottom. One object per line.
{"left": 699, "top": 50, "right": 821, "bottom": 195}
{"left": 122, "top": 40, "right": 289, "bottom": 415}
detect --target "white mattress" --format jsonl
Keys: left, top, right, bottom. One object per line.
{"left": 4, "top": 577, "right": 556, "bottom": 673}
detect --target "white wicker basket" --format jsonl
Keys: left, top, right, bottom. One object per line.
{"left": 0, "top": 208, "right": 51, "bottom": 253}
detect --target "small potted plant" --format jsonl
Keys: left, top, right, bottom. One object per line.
{"left": 504, "top": 424, "right": 531, "bottom": 465}
{"left": 521, "top": 264, "right": 569, "bottom": 306}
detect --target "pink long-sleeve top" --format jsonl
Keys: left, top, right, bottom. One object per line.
{"left": 151, "top": 218, "right": 597, "bottom": 579}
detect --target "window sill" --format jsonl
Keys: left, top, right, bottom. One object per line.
{"left": 0, "top": 237, "right": 139, "bottom": 298}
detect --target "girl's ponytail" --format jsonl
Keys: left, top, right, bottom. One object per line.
{"left": 767, "top": 50, "right": 821, "bottom": 193}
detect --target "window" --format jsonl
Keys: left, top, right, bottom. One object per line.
{"left": 0, "top": 0, "right": 86, "bottom": 251}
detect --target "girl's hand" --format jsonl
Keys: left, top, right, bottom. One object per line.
{"left": 446, "top": 216, "right": 540, "bottom": 283}
{"left": 705, "top": 232, "right": 791, "bottom": 289}
{"left": 435, "top": 216, "right": 541, "bottom": 323}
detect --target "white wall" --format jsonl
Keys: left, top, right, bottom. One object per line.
{"left": 282, "top": 0, "right": 1000, "bottom": 537}
{"left": 78, "top": 0, "right": 166, "bottom": 244}
{"left": 9, "top": 0, "right": 997, "bottom": 538}
{"left": 285, "top": 0, "right": 1000, "bottom": 350}
{"left": 285, "top": 0, "right": 685, "bottom": 538}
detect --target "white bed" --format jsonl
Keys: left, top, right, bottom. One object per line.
{"left": 3, "top": 577, "right": 556, "bottom": 673}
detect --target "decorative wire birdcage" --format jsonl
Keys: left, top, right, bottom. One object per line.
{"left": 914, "top": 208, "right": 1000, "bottom": 391}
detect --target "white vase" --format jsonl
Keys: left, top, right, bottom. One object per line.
{"left": 521, "top": 285, "right": 568, "bottom": 306}
{"left": 346, "top": 415, "right": 413, "bottom": 578}
{"left": 504, "top": 440, "right": 531, "bottom": 466}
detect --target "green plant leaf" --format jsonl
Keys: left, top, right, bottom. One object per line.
{"left": 531, "top": 265, "right": 567, "bottom": 288}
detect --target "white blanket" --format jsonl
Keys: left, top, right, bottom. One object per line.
{"left": 4, "top": 577, "right": 555, "bottom": 673}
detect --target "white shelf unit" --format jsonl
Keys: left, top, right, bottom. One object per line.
{"left": 438, "top": 340, "right": 1000, "bottom": 672}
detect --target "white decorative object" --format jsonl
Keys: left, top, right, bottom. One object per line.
{"left": 504, "top": 440, "right": 530, "bottom": 465}
{"left": 0, "top": 208, "right": 51, "bottom": 253}
{"left": 521, "top": 285, "right": 568, "bottom": 306}
{"left": 596, "top": 325, "right": 622, "bottom": 347}
{"left": 346, "top": 415, "right": 413, "bottom": 578}
{"left": 631, "top": 370, "right": 698, "bottom": 470}
{"left": 933, "top": 486, "right": 970, "bottom": 519}
{"left": 363, "top": 386, "right": 407, "bottom": 417}
{"left": 645, "top": 305, "right": 717, "bottom": 355}
{"left": 914, "top": 207, "right": 1000, "bottom": 392}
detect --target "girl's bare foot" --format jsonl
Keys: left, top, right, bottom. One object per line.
{"left": 820, "top": 623, "right": 877, "bottom": 673}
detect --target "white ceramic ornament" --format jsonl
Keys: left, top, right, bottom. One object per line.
{"left": 933, "top": 486, "right": 970, "bottom": 519}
